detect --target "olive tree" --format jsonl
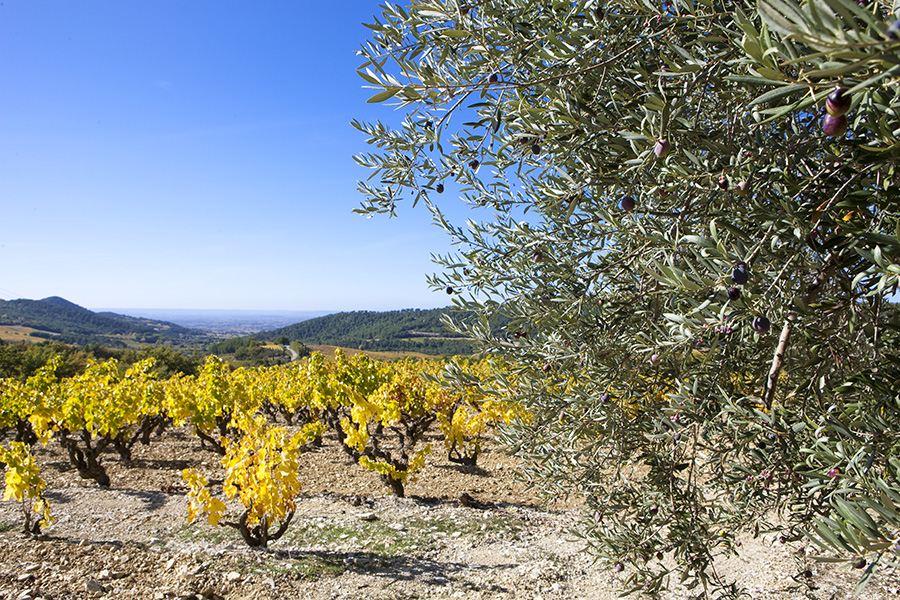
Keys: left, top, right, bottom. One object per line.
{"left": 354, "top": 1, "right": 900, "bottom": 596}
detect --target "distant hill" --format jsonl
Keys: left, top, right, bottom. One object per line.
{"left": 248, "top": 307, "right": 479, "bottom": 356}
{"left": 0, "top": 297, "right": 211, "bottom": 348}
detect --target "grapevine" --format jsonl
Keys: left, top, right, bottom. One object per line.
{"left": 51, "top": 358, "right": 162, "bottom": 487}
{"left": 0, "top": 441, "right": 51, "bottom": 534}
{"left": 166, "top": 356, "right": 260, "bottom": 455}
{"left": 434, "top": 358, "right": 531, "bottom": 466}
{"left": 183, "top": 415, "right": 324, "bottom": 547}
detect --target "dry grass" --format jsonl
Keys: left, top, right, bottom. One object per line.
{"left": 0, "top": 325, "right": 48, "bottom": 344}
{"left": 306, "top": 344, "right": 438, "bottom": 362}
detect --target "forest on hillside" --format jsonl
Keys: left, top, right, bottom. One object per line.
{"left": 0, "top": 297, "right": 210, "bottom": 348}
{"left": 251, "top": 308, "right": 486, "bottom": 356}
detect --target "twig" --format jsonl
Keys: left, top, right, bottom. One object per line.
{"left": 762, "top": 320, "right": 793, "bottom": 411}
{"left": 762, "top": 252, "right": 837, "bottom": 410}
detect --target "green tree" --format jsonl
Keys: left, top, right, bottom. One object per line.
{"left": 120, "top": 345, "right": 199, "bottom": 378}
{"left": 354, "top": 1, "right": 900, "bottom": 597}
{"left": 289, "top": 340, "right": 310, "bottom": 359}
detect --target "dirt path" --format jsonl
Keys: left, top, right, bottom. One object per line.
{"left": 1, "top": 428, "right": 898, "bottom": 600}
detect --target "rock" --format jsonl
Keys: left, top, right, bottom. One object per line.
{"left": 85, "top": 578, "right": 106, "bottom": 594}
{"left": 224, "top": 571, "right": 242, "bottom": 582}
{"left": 357, "top": 512, "right": 378, "bottom": 521}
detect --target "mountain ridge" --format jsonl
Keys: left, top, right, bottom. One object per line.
{"left": 0, "top": 297, "right": 490, "bottom": 356}
{"left": 0, "top": 297, "right": 210, "bottom": 348}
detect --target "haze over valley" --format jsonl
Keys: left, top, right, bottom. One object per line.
{"left": 95, "top": 308, "right": 333, "bottom": 337}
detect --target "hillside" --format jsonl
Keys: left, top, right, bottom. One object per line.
{"left": 251, "top": 307, "right": 480, "bottom": 356}
{"left": 0, "top": 297, "right": 211, "bottom": 348}
{"left": 0, "top": 299, "right": 496, "bottom": 356}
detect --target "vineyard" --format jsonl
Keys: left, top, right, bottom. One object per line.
{"left": 1, "top": 351, "right": 899, "bottom": 599}
{"left": 0, "top": 350, "right": 528, "bottom": 543}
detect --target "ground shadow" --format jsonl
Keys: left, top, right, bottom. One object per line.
{"left": 43, "top": 490, "right": 74, "bottom": 504}
{"left": 430, "top": 462, "right": 490, "bottom": 477}
{"left": 43, "top": 487, "right": 178, "bottom": 511}
{"left": 41, "top": 460, "right": 75, "bottom": 474}
{"left": 270, "top": 547, "right": 518, "bottom": 587}
{"left": 117, "top": 488, "right": 174, "bottom": 511}
{"left": 124, "top": 458, "right": 190, "bottom": 471}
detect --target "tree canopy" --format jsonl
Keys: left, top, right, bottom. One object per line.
{"left": 255, "top": 307, "right": 476, "bottom": 355}
{"left": 355, "top": 1, "right": 900, "bottom": 597}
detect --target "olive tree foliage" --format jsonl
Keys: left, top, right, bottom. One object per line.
{"left": 353, "top": 0, "right": 900, "bottom": 596}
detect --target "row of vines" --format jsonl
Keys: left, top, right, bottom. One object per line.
{"left": 0, "top": 350, "right": 529, "bottom": 547}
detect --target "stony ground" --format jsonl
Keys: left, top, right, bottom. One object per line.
{"left": 1, "top": 427, "right": 898, "bottom": 600}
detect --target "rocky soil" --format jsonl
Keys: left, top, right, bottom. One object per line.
{"left": 1, "top": 427, "right": 898, "bottom": 600}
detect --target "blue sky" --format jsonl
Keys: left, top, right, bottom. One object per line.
{"left": 0, "top": 1, "right": 468, "bottom": 312}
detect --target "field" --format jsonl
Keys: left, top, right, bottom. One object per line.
{"left": 0, "top": 326, "right": 51, "bottom": 345}
{"left": 2, "top": 425, "right": 899, "bottom": 600}
{"left": 304, "top": 344, "right": 441, "bottom": 361}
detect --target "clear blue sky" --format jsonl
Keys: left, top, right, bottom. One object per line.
{"left": 0, "top": 1, "right": 466, "bottom": 312}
